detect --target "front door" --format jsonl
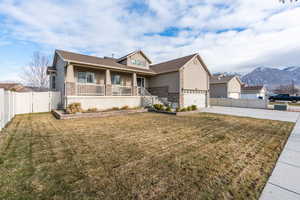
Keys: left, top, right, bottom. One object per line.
{"left": 137, "top": 77, "right": 145, "bottom": 88}
{"left": 137, "top": 77, "right": 145, "bottom": 95}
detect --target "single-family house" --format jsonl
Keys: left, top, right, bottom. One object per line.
{"left": 47, "top": 50, "right": 211, "bottom": 110}
{"left": 210, "top": 74, "right": 242, "bottom": 99}
{"left": 241, "top": 85, "right": 267, "bottom": 100}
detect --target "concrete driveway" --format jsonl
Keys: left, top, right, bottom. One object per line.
{"left": 201, "top": 106, "right": 299, "bottom": 122}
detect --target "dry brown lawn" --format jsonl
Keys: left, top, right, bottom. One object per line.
{"left": 0, "top": 112, "right": 294, "bottom": 200}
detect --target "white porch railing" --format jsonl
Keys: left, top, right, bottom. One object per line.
{"left": 112, "top": 85, "right": 132, "bottom": 96}
{"left": 76, "top": 83, "right": 105, "bottom": 96}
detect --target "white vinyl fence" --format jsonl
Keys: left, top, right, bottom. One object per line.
{"left": 210, "top": 98, "right": 268, "bottom": 109}
{"left": 0, "top": 89, "right": 61, "bottom": 130}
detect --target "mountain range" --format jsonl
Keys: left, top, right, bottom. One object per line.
{"left": 240, "top": 66, "right": 300, "bottom": 89}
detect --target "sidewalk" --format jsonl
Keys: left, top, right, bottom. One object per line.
{"left": 260, "top": 115, "right": 300, "bottom": 199}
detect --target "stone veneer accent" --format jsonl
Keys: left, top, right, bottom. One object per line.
{"left": 66, "top": 82, "right": 76, "bottom": 96}
{"left": 105, "top": 84, "right": 112, "bottom": 96}
{"left": 168, "top": 93, "right": 179, "bottom": 103}
{"left": 132, "top": 86, "right": 138, "bottom": 96}
{"left": 148, "top": 86, "right": 168, "bottom": 97}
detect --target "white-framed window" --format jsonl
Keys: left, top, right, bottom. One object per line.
{"left": 112, "top": 74, "right": 121, "bottom": 85}
{"left": 77, "top": 72, "right": 96, "bottom": 83}
{"left": 131, "top": 59, "right": 146, "bottom": 67}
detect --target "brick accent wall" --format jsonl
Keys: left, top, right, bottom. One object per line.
{"left": 148, "top": 86, "right": 179, "bottom": 103}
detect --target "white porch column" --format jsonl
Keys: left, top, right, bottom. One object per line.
{"left": 105, "top": 69, "right": 112, "bottom": 96}
{"left": 132, "top": 73, "right": 138, "bottom": 96}
{"left": 65, "top": 64, "right": 75, "bottom": 96}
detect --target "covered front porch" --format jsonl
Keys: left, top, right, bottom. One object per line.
{"left": 65, "top": 65, "right": 150, "bottom": 97}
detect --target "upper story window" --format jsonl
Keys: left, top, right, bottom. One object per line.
{"left": 131, "top": 59, "right": 146, "bottom": 67}
{"left": 78, "top": 72, "right": 95, "bottom": 84}
{"left": 112, "top": 74, "right": 121, "bottom": 85}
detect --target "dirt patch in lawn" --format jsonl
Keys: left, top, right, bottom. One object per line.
{"left": 0, "top": 112, "right": 294, "bottom": 200}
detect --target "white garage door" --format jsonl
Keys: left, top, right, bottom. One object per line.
{"left": 228, "top": 92, "right": 240, "bottom": 99}
{"left": 183, "top": 93, "right": 206, "bottom": 108}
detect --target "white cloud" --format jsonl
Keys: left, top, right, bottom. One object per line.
{"left": 0, "top": 0, "right": 300, "bottom": 75}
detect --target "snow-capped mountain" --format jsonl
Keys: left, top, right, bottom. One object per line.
{"left": 241, "top": 66, "right": 300, "bottom": 88}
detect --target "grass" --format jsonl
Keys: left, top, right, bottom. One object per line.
{"left": 269, "top": 101, "right": 300, "bottom": 106}
{"left": 0, "top": 112, "right": 294, "bottom": 200}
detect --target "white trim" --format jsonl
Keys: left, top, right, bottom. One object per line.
{"left": 67, "top": 96, "right": 141, "bottom": 98}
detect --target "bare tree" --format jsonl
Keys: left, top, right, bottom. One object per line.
{"left": 279, "top": 0, "right": 298, "bottom": 3}
{"left": 274, "top": 83, "right": 300, "bottom": 95}
{"left": 20, "top": 52, "right": 50, "bottom": 88}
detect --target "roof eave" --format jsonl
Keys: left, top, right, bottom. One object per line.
{"left": 68, "top": 60, "right": 156, "bottom": 75}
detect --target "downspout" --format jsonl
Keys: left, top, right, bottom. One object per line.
{"left": 64, "top": 61, "right": 70, "bottom": 109}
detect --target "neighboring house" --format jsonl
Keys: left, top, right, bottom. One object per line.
{"left": 210, "top": 74, "right": 242, "bottom": 99}
{"left": 0, "top": 83, "right": 33, "bottom": 92}
{"left": 0, "top": 83, "right": 49, "bottom": 92}
{"left": 241, "top": 85, "right": 267, "bottom": 100}
{"left": 47, "top": 49, "right": 211, "bottom": 110}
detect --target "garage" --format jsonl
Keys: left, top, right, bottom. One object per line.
{"left": 228, "top": 92, "right": 240, "bottom": 99}
{"left": 183, "top": 91, "right": 207, "bottom": 108}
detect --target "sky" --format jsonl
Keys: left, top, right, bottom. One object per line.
{"left": 0, "top": 0, "right": 300, "bottom": 81}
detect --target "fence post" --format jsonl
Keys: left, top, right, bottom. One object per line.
{"left": 0, "top": 89, "right": 4, "bottom": 131}
{"left": 49, "top": 91, "right": 51, "bottom": 112}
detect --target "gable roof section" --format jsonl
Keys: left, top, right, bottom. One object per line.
{"left": 117, "top": 50, "right": 152, "bottom": 64}
{"left": 150, "top": 54, "right": 196, "bottom": 74}
{"left": 150, "top": 53, "right": 211, "bottom": 76}
{"left": 55, "top": 50, "right": 155, "bottom": 74}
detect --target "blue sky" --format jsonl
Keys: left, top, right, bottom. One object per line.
{"left": 0, "top": 0, "right": 300, "bottom": 82}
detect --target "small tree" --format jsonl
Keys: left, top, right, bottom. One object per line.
{"left": 274, "top": 84, "right": 300, "bottom": 95}
{"left": 20, "top": 52, "right": 50, "bottom": 88}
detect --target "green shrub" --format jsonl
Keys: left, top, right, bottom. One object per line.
{"left": 66, "top": 103, "right": 82, "bottom": 114}
{"left": 187, "top": 106, "right": 192, "bottom": 111}
{"left": 180, "top": 108, "right": 187, "bottom": 112}
{"left": 191, "top": 105, "right": 197, "bottom": 111}
{"left": 176, "top": 107, "right": 180, "bottom": 112}
{"left": 153, "top": 104, "right": 164, "bottom": 111}
{"left": 112, "top": 107, "right": 119, "bottom": 110}
{"left": 120, "top": 105, "right": 129, "bottom": 110}
{"left": 165, "top": 106, "right": 172, "bottom": 112}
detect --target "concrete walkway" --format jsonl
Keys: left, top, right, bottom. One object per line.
{"left": 202, "top": 106, "right": 299, "bottom": 122}
{"left": 201, "top": 106, "right": 300, "bottom": 199}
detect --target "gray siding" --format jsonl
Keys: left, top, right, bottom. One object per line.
{"left": 210, "top": 83, "right": 227, "bottom": 98}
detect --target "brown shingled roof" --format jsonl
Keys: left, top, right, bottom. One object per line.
{"left": 55, "top": 50, "right": 155, "bottom": 74}
{"left": 210, "top": 75, "right": 236, "bottom": 84}
{"left": 242, "top": 85, "right": 264, "bottom": 91}
{"left": 150, "top": 54, "right": 197, "bottom": 74}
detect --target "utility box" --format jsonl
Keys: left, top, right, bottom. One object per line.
{"left": 274, "top": 104, "right": 288, "bottom": 111}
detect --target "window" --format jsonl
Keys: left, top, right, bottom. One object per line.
{"left": 112, "top": 75, "right": 121, "bottom": 85}
{"left": 77, "top": 72, "right": 95, "bottom": 83}
{"left": 51, "top": 76, "right": 56, "bottom": 89}
{"left": 131, "top": 59, "right": 146, "bottom": 67}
